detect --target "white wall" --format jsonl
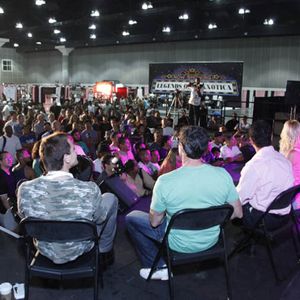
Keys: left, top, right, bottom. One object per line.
{"left": 0, "top": 48, "right": 25, "bottom": 83}
{"left": 3, "top": 35, "right": 300, "bottom": 88}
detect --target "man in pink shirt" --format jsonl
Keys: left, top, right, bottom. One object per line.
{"left": 237, "top": 120, "right": 294, "bottom": 229}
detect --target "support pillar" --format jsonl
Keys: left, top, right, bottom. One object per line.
{"left": 55, "top": 46, "right": 74, "bottom": 84}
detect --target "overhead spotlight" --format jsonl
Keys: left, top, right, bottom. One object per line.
{"left": 264, "top": 18, "right": 274, "bottom": 25}
{"left": 48, "top": 17, "right": 56, "bottom": 24}
{"left": 35, "top": 0, "right": 46, "bottom": 6}
{"left": 162, "top": 26, "right": 171, "bottom": 33}
{"left": 179, "top": 13, "right": 189, "bottom": 20}
{"left": 16, "top": 22, "right": 23, "bottom": 29}
{"left": 238, "top": 8, "right": 250, "bottom": 15}
{"left": 54, "top": 29, "right": 61, "bottom": 34}
{"left": 89, "top": 24, "right": 96, "bottom": 30}
{"left": 13, "top": 43, "right": 19, "bottom": 48}
{"left": 90, "top": 34, "right": 96, "bottom": 39}
{"left": 142, "top": 2, "right": 153, "bottom": 10}
{"left": 128, "top": 19, "right": 137, "bottom": 25}
{"left": 208, "top": 23, "right": 217, "bottom": 29}
{"left": 0, "top": 7, "right": 4, "bottom": 14}
{"left": 122, "top": 31, "right": 130, "bottom": 36}
{"left": 90, "top": 10, "right": 100, "bottom": 17}
{"left": 27, "top": 32, "right": 33, "bottom": 38}
{"left": 36, "top": 41, "right": 42, "bottom": 45}
{"left": 60, "top": 37, "right": 66, "bottom": 42}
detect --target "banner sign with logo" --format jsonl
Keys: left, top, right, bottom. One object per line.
{"left": 149, "top": 62, "right": 243, "bottom": 106}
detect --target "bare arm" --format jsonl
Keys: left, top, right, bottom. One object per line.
{"left": 149, "top": 209, "right": 165, "bottom": 227}
{"left": 229, "top": 199, "right": 243, "bottom": 219}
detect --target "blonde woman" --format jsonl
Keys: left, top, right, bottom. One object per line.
{"left": 279, "top": 119, "right": 300, "bottom": 210}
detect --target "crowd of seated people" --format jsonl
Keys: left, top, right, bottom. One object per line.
{"left": 1, "top": 95, "right": 300, "bottom": 285}
{"left": 0, "top": 97, "right": 259, "bottom": 225}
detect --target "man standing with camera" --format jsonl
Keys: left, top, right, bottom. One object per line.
{"left": 188, "top": 77, "right": 202, "bottom": 126}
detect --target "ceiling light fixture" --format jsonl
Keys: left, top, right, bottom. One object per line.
{"left": 238, "top": 8, "right": 250, "bottom": 15}
{"left": 27, "top": 32, "right": 33, "bottom": 38}
{"left": 122, "top": 31, "right": 130, "bottom": 36}
{"left": 13, "top": 43, "right": 19, "bottom": 48}
{"left": 179, "top": 13, "right": 189, "bottom": 20}
{"left": 142, "top": 2, "right": 153, "bottom": 10}
{"left": 208, "top": 23, "right": 217, "bottom": 29}
{"left": 60, "top": 37, "right": 66, "bottom": 43}
{"left": 48, "top": 17, "right": 56, "bottom": 24}
{"left": 0, "top": 7, "right": 4, "bottom": 14}
{"left": 16, "top": 22, "right": 23, "bottom": 29}
{"left": 36, "top": 41, "right": 42, "bottom": 45}
{"left": 90, "top": 34, "right": 96, "bottom": 39}
{"left": 128, "top": 19, "right": 137, "bottom": 25}
{"left": 35, "top": 0, "right": 46, "bottom": 6}
{"left": 162, "top": 26, "right": 171, "bottom": 33}
{"left": 54, "top": 29, "right": 61, "bottom": 34}
{"left": 90, "top": 10, "right": 100, "bottom": 17}
{"left": 264, "top": 18, "right": 274, "bottom": 25}
{"left": 89, "top": 24, "right": 96, "bottom": 30}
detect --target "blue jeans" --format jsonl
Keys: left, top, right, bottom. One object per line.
{"left": 126, "top": 210, "right": 166, "bottom": 268}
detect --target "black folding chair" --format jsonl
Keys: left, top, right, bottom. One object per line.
{"left": 230, "top": 184, "right": 300, "bottom": 281}
{"left": 20, "top": 218, "right": 104, "bottom": 300}
{"left": 147, "top": 204, "right": 234, "bottom": 300}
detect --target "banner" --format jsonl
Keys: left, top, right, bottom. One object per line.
{"left": 149, "top": 62, "right": 243, "bottom": 106}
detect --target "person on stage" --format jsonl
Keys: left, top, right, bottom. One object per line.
{"left": 187, "top": 77, "right": 203, "bottom": 126}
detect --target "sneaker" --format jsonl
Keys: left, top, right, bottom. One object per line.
{"left": 139, "top": 267, "right": 169, "bottom": 281}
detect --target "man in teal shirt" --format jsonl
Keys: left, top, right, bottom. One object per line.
{"left": 126, "top": 126, "right": 242, "bottom": 280}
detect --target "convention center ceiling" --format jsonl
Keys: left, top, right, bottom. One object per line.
{"left": 0, "top": 0, "right": 299, "bottom": 52}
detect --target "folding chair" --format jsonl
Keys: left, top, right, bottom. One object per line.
{"left": 20, "top": 218, "right": 104, "bottom": 300}
{"left": 230, "top": 184, "right": 300, "bottom": 281}
{"left": 147, "top": 204, "right": 234, "bottom": 300}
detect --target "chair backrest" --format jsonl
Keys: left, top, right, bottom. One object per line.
{"left": 20, "top": 218, "right": 98, "bottom": 243}
{"left": 267, "top": 184, "right": 300, "bottom": 212}
{"left": 165, "top": 204, "right": 233, "bottom": 236}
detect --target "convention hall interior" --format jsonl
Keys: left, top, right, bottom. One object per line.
{"left": 1, "top": 0, "right": 300, "bottom": 299}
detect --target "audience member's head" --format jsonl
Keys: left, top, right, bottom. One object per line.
{"left": 249, "top": 120, "right": 272, "bottom": 149}
{"left": 31, "top": 140, "right": 42, "bottom": 160}
{"left": 96, "top": 142, "right": 110, "bottom": 158}
{"left": 124, "top": 159, "right": 138, "bottom": 177}
{"left": 101, "top": 154, "right": 116, "bottom": 176}
{"left": 151, "top": 149, "right": 160, "bottom": 163}
{"left": 4, "top": 125, "right": 13, "bottom": 137}
{"left": 178, "top": 126, "right": 209, "bottom": 159}
{"left": 0, "top": 151, "right": 13, "bottom": 170}
{"left": 118, "top": 137, "right": 131, "bottom": 152}
{"left": 16, "top": 149, "right": 31, "bottom": 165}
{"left": 139, "top": 149, "right": 151, "bottom": 164}
{"left": 39, "top": 132, "right": 77, "bottom": 172}
{"left": 211, "top": 147, "right": 221, "bottom": 159}
{"left": 280, "top": 119, "right": 300, "bottom": 157}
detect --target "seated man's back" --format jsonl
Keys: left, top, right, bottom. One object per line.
{"left": 152, "top": 163, "right": 237, "bottom": 252}
{"left": 18, "top": 132, "right": 117, "bottom": 264}
{"left": 18, "top": 173, "right": 105, "bottom": 264}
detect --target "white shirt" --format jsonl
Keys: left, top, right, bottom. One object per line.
{"left": 237, "top": 146, "right": 294, "bottom": 215}
{"left": 0, "top": 134, "right": 22, "bottom": 163}
{"left": 138, "top": 161, "right": 159, "bottom": 176}
{"left": 188, "top": 87, "right": 201, "bottom": 106}
{"left": 118, "top": 150, "right": 134, "bottom": 166}
{"left": 220, "top": 145, "right": 241, "bottom": 160}
{"left": 163, "top": 126, "right": 174, "bottom": 137}
{"left": 93, "top": 158, "right": 103, "bottom": 174}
